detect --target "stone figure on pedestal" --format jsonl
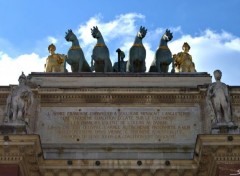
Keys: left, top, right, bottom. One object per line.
{"left": 173, "top": 42, "right": 196, "bottom": 72}
{"left": 149, "top": 29, "right": 174, "bottom": 73}
{"left": 127, "top": 26, "right": 147, "bottom": 73}
{"left": 113, "top": 48, "right": 127, "bottom": 72}
{"left": 4, "top": 72, "right": 34, "bottom": 126}
{"left": 91, "top": 26, "right": 112, "bottom": 72}
{"left": 206, "top": 70, "right": 234, "bottom": 127}
{"left": 44, "top": 44, "right": 66, "bottom": 72}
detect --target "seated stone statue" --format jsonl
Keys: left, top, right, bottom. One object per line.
{"left": 113, "top": 48, "right": 127, "bottom": 72}
{"left": 4, "top": 72, "right": 34, "bottom": 125}
{"left": 44, "top": 44, "right": 65, "bottom": 72}
{"left": 206, "top": 70, "right": 233, "bottom": 127}
{"left": 174, "top": 42, "right": 196, "bottom": 72}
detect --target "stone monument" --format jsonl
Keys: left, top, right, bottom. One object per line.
{"left": 0, "top": 31, "right": 240, "bottom": 176}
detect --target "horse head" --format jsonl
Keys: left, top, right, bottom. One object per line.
{"left": 65, "top": 29, "right": 76, "bottom": 42}
{"left": 137, "top": 26, "right": 147, "bottom": 39}
{"left": 162, "top": 29, "right": 173, "bottom": 42}
{"left": 91, "top": 26, "right": 101, "bottom": 39}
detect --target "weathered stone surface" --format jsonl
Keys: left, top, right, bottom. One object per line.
{"left": 29, "top": 72, "right": 211, "bottom": 88}
{"left": 1, "top": 72, "right": 240, "bottom": 162}
{"left": 36, "top": 106, "right": 201, "bottom": 144}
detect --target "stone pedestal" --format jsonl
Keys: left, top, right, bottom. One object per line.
{"left": 0, "top": 124, "right": 27, "bottom": 134}
{"left": 211, "top": 124, "right": 239, "bottom": 134}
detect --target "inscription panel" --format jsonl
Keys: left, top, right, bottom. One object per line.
{"left": 37, "top": 106, "right": 201, "bottom": 144}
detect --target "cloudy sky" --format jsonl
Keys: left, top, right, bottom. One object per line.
{"left": 0, "top": 0, "right": 239, "bottom": 86}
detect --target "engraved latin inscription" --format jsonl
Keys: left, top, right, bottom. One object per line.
{"left": 38, "top": 107, "right": 200, "bottom": 144}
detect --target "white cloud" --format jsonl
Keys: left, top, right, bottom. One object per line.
{"left": 48, "top": 36, "right": 58, "bottom": 44}
{"left": 0, "top": 52, "right": 46, "bottom": 85}
{"left": 225, "top": 38, "right": 240, "bottom": 51}
{"left": 77, "top": 13, "right": 145, "bottom": 46}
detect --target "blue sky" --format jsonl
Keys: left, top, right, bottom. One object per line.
{"left": 0, "top": 0, "right": 239, "bottom": 85}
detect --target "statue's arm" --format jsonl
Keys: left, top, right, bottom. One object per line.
{"left": 207, "top": 84, "right": 214, "bottom": 99}
{"left": 223, "top": 84, "right": 231, "bottom": 102}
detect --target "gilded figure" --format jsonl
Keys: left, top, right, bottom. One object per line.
{"left": 44, "top": 44, "right": 65, "bottom": 72}
{"left": 174, "top": 42, "right": 196, "bottom": 72}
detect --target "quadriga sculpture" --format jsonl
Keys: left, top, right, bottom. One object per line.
{"left": 91, "top": 26, "right": 112, "bottom": 72}
{"left": 65, "top": 29, "right": 91, "bottom": 72}
{"left": 149, "top": 29, "right": 175, "bottom": 73}
{"left": 127, "top": 26, "right": 147, "bottom": 72}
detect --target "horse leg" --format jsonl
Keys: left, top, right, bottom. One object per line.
{"left": 71, "top": 65, "right": 76, "bottom": 72}
{"left": 130, "top": 58, "right": 134, "bottom": 72}
{"left": 107, "top": 59, "right": 113, "bottom": 72}
{"left": 171, "top": 58, "right": 175, "bottom": 73}
{"left": 104, "top": 59, "right": 107, "bottom": 72}
{"left": 156, "top": 59, "right": 161, "bottom": 72}
{"left": 163, "top": 65, "right": 169, "bottom": 73}
{"left": 64, "top": 59, "right": 68, "bottom": 72}
{"left": 78, "top": 59, "right": 83, "bottom": 72}
{"left": 142, "top": 61, "right": 146, "bottom": 72}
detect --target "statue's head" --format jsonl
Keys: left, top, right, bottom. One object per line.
{"left": 213, "top": 70, "right": 222, "bottom": 81}
{"left": 182, "top": 42, "right": 190, "bottom": 52}
{"left": 48, "top": 44, "right": 56, "bottom": 52}
{"left": 65, "top": 29, "right": 75, "bottom": 42}
{"left": 91, "top": 26, "right": 101, "bottom": 39}
{"left": 18, "top": 72, "right": 27, "bottom": 85}
{"left": 163, "top": 29, "right": 173, "bottom": 42}
{"left": 137, "top": 26, "right": 147, "bottom": 39}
